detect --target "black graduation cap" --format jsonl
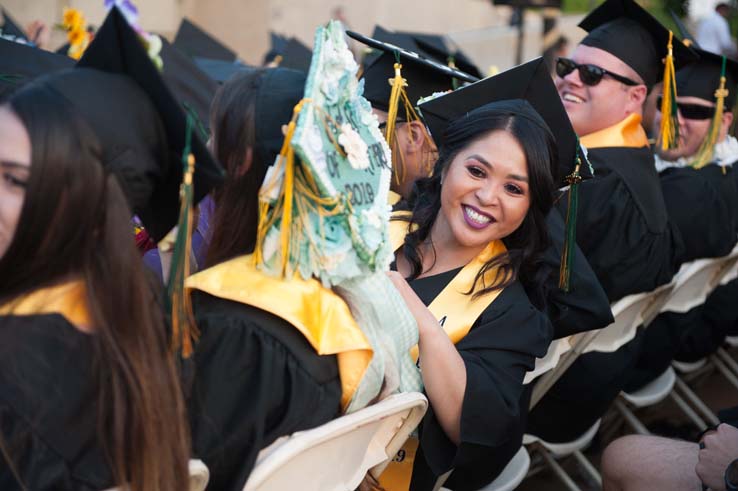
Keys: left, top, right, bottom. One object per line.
{"left": 418, "top": 57, "right": 584, "bottom": 183}
{"left": 395, "top": 30, "right": 483, "bottom": 79}
{"left": 277, "top": 37, "right": 313, "bottom": 73}
{"left": 160, "top": 37, "right": 218, "bottom": 130}
{"left": 1, "top": 7, "right": 27, "bottom": 42}
{"left": 173, "top": 17, "right": 236, "bottom": 62}
{"left": 347, "top": 29, "right": 478, "bottom": 113}
{"left": 262, "top": 32, "right": 289, "bottom": 65}
{"left": 579, "top": 0, "right": 697, "bottom": 87}
{"left": 38, "top": 7, "right": 223, "bottom": 242}
{"left": 0, "top": 37, "right": 73, "bottom": 99}
{"left": 194, "top": 56, "right": 255, "bottom": 84}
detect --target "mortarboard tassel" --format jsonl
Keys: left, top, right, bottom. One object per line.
{"left": 692, "top": 56, "right": 729, "bottom": 170}
{"left": 165, "top": 112, "right": 200, "bottom": 358}
{"left": 658, "top": 31, "right": 680, "bottom": 151}
{"left": 558, "top": 141, "right": 586, "bottom": 292}
{"left": 385, "top": 59, "right": 409, "bottom": 186}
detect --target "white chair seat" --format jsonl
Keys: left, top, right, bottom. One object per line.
{"left": 725, "top": 336, "right": 738, "bottom": 348}
{"left": 524, "top": 337, "right": 572, "bottom": 385}
{"left": 440, "top": 446, "right": 530, "bottom": 491}
{"left": 523, "top": 419, "right": 601, "bottom": 458}
{"left": 189, "top": 459, "right": 210, "bottom": 491}
{"left": 621, "top": 366, "right": 676, "bottom": 407}
{"left": 672, "top": 358, "right": 708, "bottom": 374}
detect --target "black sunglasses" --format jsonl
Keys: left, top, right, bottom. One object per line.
{"left": 656, "top": 96, "right": 716, "bottom": 120}
{"left": 556, "top": 57, "right": 640, "bottom": 87}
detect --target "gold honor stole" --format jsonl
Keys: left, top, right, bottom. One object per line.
{"left": 388, "top": 190, "right": 403, "bottom": 207}
{"left": 379, "top": 212, "right": 508, "bottom": 490}
{"left": 185, "top": 255, "right": 373, "bottom": 410}
{"left": 0, "top": 281, "right": 91, "bottom": 330}
{"left": 579, "top": 113, "right": 650, "bottom": 150}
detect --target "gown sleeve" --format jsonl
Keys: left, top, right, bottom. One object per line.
{"left": 407, "top": 283, "right": 553, "bottom": 491}
{"left": 188, "top": 293, "right": 343, "bottom": 491}
{"left": 543, "top": 207, "right": 614, "bottom": 339}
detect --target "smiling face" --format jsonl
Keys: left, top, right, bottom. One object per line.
{"left": 0, "top": 106, "right": 31, "bottom": 260}
{"left": 432, "top": 129, "right": 530, "bottom": 258}
{"left": 557, "top": 44, "right": 646, "bottom": 136}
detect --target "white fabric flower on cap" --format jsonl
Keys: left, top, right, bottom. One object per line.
{"left": 338, "top": 123, "right": 369, "bottom": 170}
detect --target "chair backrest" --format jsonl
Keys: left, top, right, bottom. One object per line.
{"left": 661, "top": 257, "right": 733, "bottom": 314}
{"left": 719, "top": 242, "right": 738, "bottom": 286}
{"left": 243, "top": 392, "right": 428, "bottom": 491}
{"left": 103, "top": 459, "right": 210, "bottom": 491}
{"left": 583, "top": 291, "right": 656, "bottom": 353}
{"left": 523, "top": 337, "right": 572, "bottom": 385}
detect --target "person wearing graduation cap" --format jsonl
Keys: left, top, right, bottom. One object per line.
{"left": 348, "top": 28, "right": 478, "bottom": 205}
{"left": 0, "top": 4, "right": 224, "bottom": 489}
{"left": 0, "top": 36, "right": 73, "bottom": 98}
{"left": 367, "top": 58, "right": 569, "bottom": 491}
{"left": 524, "top": 0, "right": 696, "bottom": 445}
{"left": 624, "top": 44, "right": 738, "bottom": 392}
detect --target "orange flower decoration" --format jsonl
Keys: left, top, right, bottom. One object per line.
{"left": 62, "top": 7, "right": 84, "bottom": 32}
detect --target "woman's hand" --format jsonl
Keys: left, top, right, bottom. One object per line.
{"left": 386, "top": 271, "right": 467, "bottom": 445}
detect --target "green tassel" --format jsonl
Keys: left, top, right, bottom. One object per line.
{"left": 182, "top": 101, "right": 209, "bottom": 141}
{"left": 165, "top": 112, "right": 199, "bottom": 358}
{"left": 0, "top": 74, "right": 23, "bottom": 84}
{"left": 558, "top": 140, "right": 585, "bottom": 292}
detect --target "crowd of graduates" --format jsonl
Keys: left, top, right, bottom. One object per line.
{"left": 2, "top": 0, "right": 738, "bottom": 490}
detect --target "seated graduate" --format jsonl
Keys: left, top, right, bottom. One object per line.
{"left": 184, "top": 20, "right": 413, "bottom": 486}
{"left": 625, "top": 45, "right": 738, "bottom": 391}
{"left": 374, "top": 59, "right": 576, "bottom": 491}
{"left": 0, "top": 6, "right": 222, "bottom": 490}
{"left": 347, "top": 28, "right": 477, "bottom": 204}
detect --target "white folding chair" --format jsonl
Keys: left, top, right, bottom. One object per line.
{"left": 104, "top": 459, "right": 210, "bottom": 491}
{"left": 243, "top": 392, "right": 427, "bottom": 491}
{"left": 439, "top": 446, "right": 531, "bottom": 491}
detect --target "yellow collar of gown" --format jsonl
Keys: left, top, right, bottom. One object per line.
{"left": 185, "top": 255, "right": 372, "bottom": 410}
{"left": 0, "top": 281, "right": 91, "bottom": 330}
{"left": 579, "top": 113, "right": 649, "bottom": 149}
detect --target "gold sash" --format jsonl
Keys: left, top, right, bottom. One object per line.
{"left": 0, "top": 281, "right": 91, "bottom": 330}
{"left": 579, "top": 113, "right": 650, "bottom": 149}
{"left": 185, "top": 255, "right": 373, "bottom": 410}
{"left": 380, "top": 213, "right": 508, "bottom": 490}
{"left": 388, "top": 190, "right": 402, "bottom": 206}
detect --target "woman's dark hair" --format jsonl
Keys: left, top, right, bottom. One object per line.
{"left": 0, "top": 85, "right": 190, "bottom": 491}
{"left": 205, "top": 67, "right": 305, "bottom": 267}
{"left": 399, "top": 102, "right": 556, "bottom": 308}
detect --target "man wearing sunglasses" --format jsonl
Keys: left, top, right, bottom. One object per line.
{"left": 526, "top": 0, "right": 697, "bottom": 448}
{"left": 624, "top": 47, "right": 738, "bottom": 397}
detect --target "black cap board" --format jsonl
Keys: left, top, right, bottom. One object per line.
{"left": 277, "top": 37, "right": 313, "bottom": 73}
{"left": 173, "top": 17, "right": 236, "bottom": 62}
{"left": 1, "top": 7, "right": 27, "bottom": 42}
{"left": 160, "top": 37, "right": 218, "bottom": 130}
{"left": 194, "top": 56, "right": 255, "bottom": 84}
{"left": 418, "top": 57, "right": 585, "bottom": 183}
{"left": 579, "top": 0, "right": 698, "bottom": 87}
{"left": 347, "top": 29, "right": 478, "bottom": 113}
{"left": 38, "top": 7, "right": 223, "bottom": 241}
{"left": 396, "top": 30, "right": 483, "bottom": 79}
{"left": 0, "top": 37, "right": 73, "bottom": 99}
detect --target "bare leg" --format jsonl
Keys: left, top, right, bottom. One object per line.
{"left": 601, "top": 435, "right": 702, "bottom": 491}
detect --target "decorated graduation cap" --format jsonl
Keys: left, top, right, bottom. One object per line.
{"left": 395, "top": 30, "right": 483, "bottom": 79}
{"left": 256, "top": 20, "right": 393, "bottom": 286}
{"left": 578, "top": 0, "right": 698, "bottom": 150}
{"left": 173, "top": 17, "right": 236, "bottom": 62}
{"left": 37, "top": 6, "right": 223, "bottom": 356}
{"left": 194, "top": 56, "right": 255, "bottom": 84}
{"left": 418, "top": 57, "right": 591, "bottom": 291}
{"left": 160, "top": 37, "right": 218, "bottom": 131}
{"left": 0, "top": 37, "right": 73, "bottom": 98}
{"left": 1, "top": 7, "right": 27, "bottom": 42}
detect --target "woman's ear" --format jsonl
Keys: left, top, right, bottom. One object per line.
{"left": 236, "top": 147, "right": 254, "bottom": 178}
{"left": 406, "top": 121, "right": 427, "bottom": 153}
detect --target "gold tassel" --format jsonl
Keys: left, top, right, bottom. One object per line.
{"left": 385, "top": 62, "right": 408, "bottom": 185}
{"left": 693, "top": 56, "right": 729, "bottom": 169}
{"left": 659, "top": 31, "right": 680, "bottom": 151}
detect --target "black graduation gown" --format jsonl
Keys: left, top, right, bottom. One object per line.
{"left": 543, "top": 208, "right": 613, "bottom": 339}
{"left": 0, "top": 315, "right": 114, "bottom": 491}
{"left": 556, "top": 146, "right": 684, "bottom": 302}
{"left": 188, "top": 292, "right": 343, "bottom": 491}
{"left": 529, "top": 146, "right": 684, "bottom": 443}
{"left": 625, "top": 163, "right": 738, "bottom": 390}
{"left": 402, "top": 271, "right": 553, "bottom": 491}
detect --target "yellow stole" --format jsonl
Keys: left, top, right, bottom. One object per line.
{"left": 388, "top": 190, "right": 402, "bottom": 206}
{"left": 379, "top": 212, "right": 508, "bottom": 490}
{"left": 185, "top": 255, "right": 373, "bottom": 410}
{"left": 0, "top": 281, "right": 91, "bottom": 330}
{"left": 579, "top": 113, "right": 650, "bottom": 149}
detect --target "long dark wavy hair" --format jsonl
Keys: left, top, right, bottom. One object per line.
{"left": 0, "top": 85, "right": 190, "bottom": 491}
{"left": 205, "top": 67, "right": 305, "bottom": 267}
{"left": 398, "top": 101, "right": 556, "bottom": 308}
